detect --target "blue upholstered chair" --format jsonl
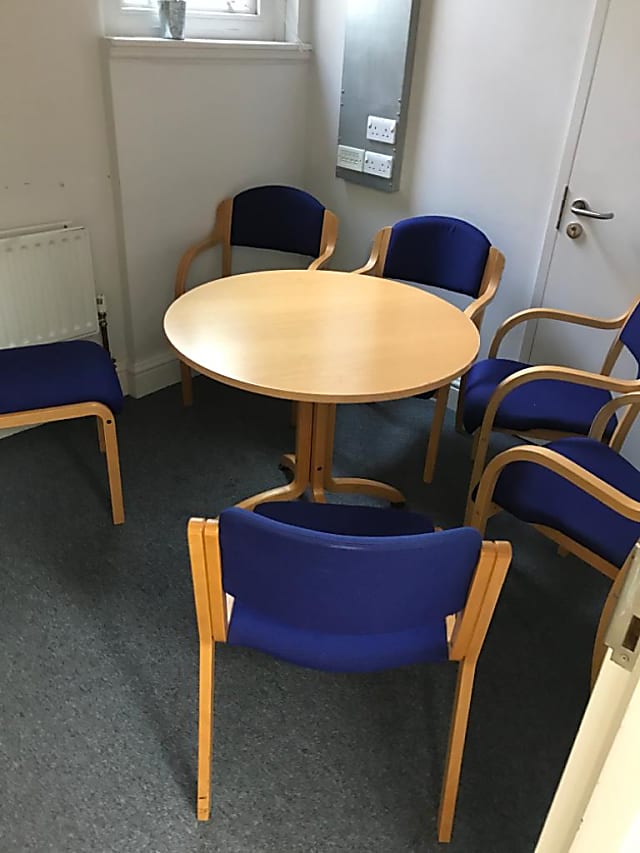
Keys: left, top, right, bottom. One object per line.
{"left": 175, "top": 185, "right": 339, "bottom": 406}
{"left": 469, "top": 390, "right": 640, "bottom": 682}
{"left": 187, "top": 501, "right": 511, "bottom": 843}
{"left": 355, "top": 216, "right": 505, "bottom": 482}
{"left": 0, "top": 339, "right": 124, "bottom": 523}
{"left": 463, "top": 298, "right": 640, "bottom": 513}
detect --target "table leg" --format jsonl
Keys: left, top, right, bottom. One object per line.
{"left": 238, "top": 401, "right": 405, "bottom": 509}
{"left": 314, "top": 403, "right": 405, "bottom": 505}
{"left": 235, "top": 402, "right": 313, "bottom": 510}
{"left": 309, "top": 403, "right": 332, "bottom": 502}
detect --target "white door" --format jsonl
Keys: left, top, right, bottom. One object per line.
{"left": 527, "top": 0, "right": 640, "bottom": 450}
{"left": 535, "top": 546, "right": 640, "bottom": 853}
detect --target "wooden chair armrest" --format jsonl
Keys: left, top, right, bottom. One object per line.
{"left": 308, "top": 248, "right": 333, "bottom": 271}
{"left": 590, "top": 391, "right": 640, "bottom": 443}
{"left": 309, "top": 209, "right": 339, "bottom": 271}
{"left": 477, "top": 365, "right": 638, "bottom": 451}
{"left": 488, "top": 307, "right": 627, "bottom": 359}
{"left": 351, "top": 226, "right": 391, "bottom": 276}
{"left": 174, "top": 235, "right": 221, "bottom": 299}
{"left": 464, "top": 287, "right": 495, "bottom": 323}
{"left": 351, "top": 259, "right": 378, "bottom": 275}
{"left": 464, "top": 280, "right": 498, "bottom": 325}
{"left": 474, "top": 445, "right": 640, "bottom": 527}
{"left": 464, "top": 248, "right": 505, "bottom": 330}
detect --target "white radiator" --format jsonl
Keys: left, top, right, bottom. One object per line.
{"left": 0, "top": 224, "right": 98, "bottom": 349}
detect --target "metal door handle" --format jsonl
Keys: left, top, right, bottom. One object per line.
{"left": 570, "top": 198, "right": 615, "bottom": 220}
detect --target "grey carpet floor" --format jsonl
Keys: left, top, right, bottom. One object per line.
{"left": 0, "top": 378, "right": 611, "bottom": 853}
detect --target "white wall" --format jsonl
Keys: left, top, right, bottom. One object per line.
{"left": 107, "top": 45, "right": 311, "bottom": 394}
{"left": 305, "top": 0, "right": 596, "bottom": 357}
{"left": 0, "top": 0, "right": 129, "bottom": 369}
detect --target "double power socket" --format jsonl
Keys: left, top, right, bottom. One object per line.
{"left": 337, "top": 114, "right": 397, "bottom": 180}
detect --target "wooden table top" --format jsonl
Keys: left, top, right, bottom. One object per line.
{"left": 163, "top": 269, "right": 480, "bottom": 403}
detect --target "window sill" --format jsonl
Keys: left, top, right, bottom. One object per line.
{"left": 106, "top": 36, "right": 312, "bottom": 62}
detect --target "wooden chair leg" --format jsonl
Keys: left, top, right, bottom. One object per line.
{"left": 100, "top": 414, "right": 125, "bottom": 525}
{"left": 181, "top": 361, "right": 194, "bottom": 407}
{"left": 197, "top": 640, "right": 215, "bottom": 820}
{"left": 438, "top": 659, "right": 476, "bottom": 843}
{"left": 423, "top": 384, "right": 449, "bottom": 483}
{"left": 465, "top": 433, "right": 490, "bottom": 522}
{"left": 97, "top": 419, "right": 106, "bottom": 453}
{"left": 467, "top": 481, "right": 495, "bottom": 534}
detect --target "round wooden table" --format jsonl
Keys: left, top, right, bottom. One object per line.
{"left": 164, "top": 269, "right": 480, "bottom": 509}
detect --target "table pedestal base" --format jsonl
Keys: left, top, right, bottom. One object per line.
{"left": 235, "top": 402, "right": 405, "bottom": 511}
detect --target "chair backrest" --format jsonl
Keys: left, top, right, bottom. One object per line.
{"left": 382, "top": 216, "right": 491, "bottom": 297}
{"left": 599, "top": 297, "right": 640, "bottom": 379}
{"left": 230, "top": 185, "right": 326, "bottom": 258}
{"left": 218, "top": 508, "right": 482, "bottom": 647}
{"left": 619, "top": 299, "right": 640, "bottom": 376}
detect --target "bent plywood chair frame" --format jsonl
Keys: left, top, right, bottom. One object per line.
{"left": 187, "top": 517, "right": 511, "bottom": 843}
{"left": 0, "top": 401, "right": 124, "bottom": 525}
{"left": 175, "top": 195, "right": 339, "bottom": 407}
{"left": 469, "top": 390, "right": 640, "bottom": 685}
{"left": 464, "top": 298, "right": 640, "bottom": 517}
{"left": 354, "top": 225, "right": 505, "bottom": 483}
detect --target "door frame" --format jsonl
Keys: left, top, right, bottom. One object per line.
{"left": 521, "top": 0, "right": 611, "bottom": 362}
{"left": 535, "top": 544, "right": 640, "bottom": 852}
{"left": 536, "top": 636, "right": 640, "bottom": 851}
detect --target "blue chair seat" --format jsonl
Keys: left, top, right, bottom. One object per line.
{"left": 0, "top": 340, "right": 124, "bottom": 415}
{"left": 492, "top": 436, "right": 640, "bottom": 568}
{"left": 463, "top": 358, "right": 616, "bottom": 438}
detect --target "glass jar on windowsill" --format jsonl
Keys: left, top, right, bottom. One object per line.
{"left": 158, "top": 0, "right": 186, "bottom": 39}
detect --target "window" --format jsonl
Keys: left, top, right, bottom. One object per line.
{"left": 104, "top": 0, "right": 286, "bottom": 41}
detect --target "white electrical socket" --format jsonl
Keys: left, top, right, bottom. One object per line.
{"left": 337, "top": 144, "right": 365, "bottom": 172}
{"left": 366, "top": 115, "right": 397, "bottom": 144}
{"left": 363, "top": 151, "right": 394, "bottom": 180}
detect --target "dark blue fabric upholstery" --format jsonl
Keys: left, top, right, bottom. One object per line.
{"left": 462, "top": 358, "right": 617, "bottom": 438}
{"left": 382, "top": 216, "right": 490, "bottom": 297}
{"left": 620, "top": 301, "right": 640, "bottom": 376}
{"left": 226, "top": 608, "right": 453, "bottom": 673}
{"left": 492, "top": 437, "right": 640, "bottom": 569}
{"left": 230, "top": 185, "right": 325, "bottom": 258}
{"left": 255, "top": 501, "right": 435, "bottom": 536}
{"left": 219, "top": 505, "right": 482, "bottom": 672}
{"left": 0, "top": 340, "right": 124, "bottom": 415}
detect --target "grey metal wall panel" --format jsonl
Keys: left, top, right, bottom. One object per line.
{"left": 336, "top": 0, "right": 421, "bottom": 192}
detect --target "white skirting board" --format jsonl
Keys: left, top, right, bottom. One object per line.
{"left": 125, "top": 352, "right": 180, "bottom": 399}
